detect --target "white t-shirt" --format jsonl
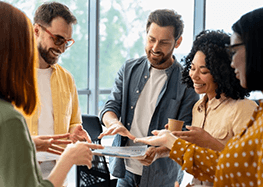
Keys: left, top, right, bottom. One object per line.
{"left": 37, "top": 67, "right": 55, "bottom": 179}
{"left": 125, "top": 67, "right": 167, "bottom": 175}
{"left": 37, "top": 67, "right": 54, "bottom": 136}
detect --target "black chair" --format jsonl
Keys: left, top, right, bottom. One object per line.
{"left": 76, "top": 114, "right": 117, "bottom": 187}
{"left": 253, "top": 99, "right": 260, "bottom": 105}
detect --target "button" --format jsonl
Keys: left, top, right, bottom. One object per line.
{"left": 131, "top": 106, "right": 134, "bottom": 109}
{"left": 145, "top": 76, "right": 147, "bottom": 79}
{"left": 136, "top": 90, "right": 139, "bottom": 93}
{"left": 127, "top": 123, "right": 130, "bottom": 126}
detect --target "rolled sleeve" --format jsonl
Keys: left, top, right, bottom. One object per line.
{"left": 100, "top": 64, "right": 125, "bottom": 124}
{"left": 69, "top": 78, "right": 82, "bottom": 129}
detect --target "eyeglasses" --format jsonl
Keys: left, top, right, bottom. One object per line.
{"left": 38, "top": 24, "right": 75, "bottom": 48}
{"left": 225, "top": 43, "right": 244, "bottom": 49}
{"left": 225, "top": 43, "right": 244, "bottom": 56}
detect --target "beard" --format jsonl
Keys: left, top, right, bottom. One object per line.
{"left": 38, "top": 43, "right": 59, "bottom": 66}
{"left": 146, "top": 49, "right": 174, "bottom": 67}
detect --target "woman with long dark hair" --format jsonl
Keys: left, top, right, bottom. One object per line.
{"left": 169, "top": 30, "right": 257, "bottom": 186}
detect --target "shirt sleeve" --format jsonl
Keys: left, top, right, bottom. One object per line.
{"left": 69, "top": 77, "right": 82, "bottom": 129}
{"left": 257, "top": 140, "right": 263, "bottom": 186}
{"left": 99, "top": 63, "right": 125, "bottom": 124}
{"left": 0, "top": 116, "right": 53, "bottom": 187}
{"left": 169, "top": 138, "right": 220, "bottom": 183}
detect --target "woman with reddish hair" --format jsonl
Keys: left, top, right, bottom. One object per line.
{"left": 0, "top": 2, "right": 103, "bottom": 187}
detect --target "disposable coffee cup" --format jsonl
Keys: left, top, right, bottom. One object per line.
{"left": 168, "top": 118, "right": 184, "bottom": 131}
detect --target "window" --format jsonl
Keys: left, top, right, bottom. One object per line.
{"left": 206, "top": 0, "right": 263, "bottom": 33}
{"left": 206, "top": 0, "right": 263, "bottom": 100}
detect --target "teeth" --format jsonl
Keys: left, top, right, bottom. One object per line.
{"left": 194, "top": 83, "right": 205, "bottom": 88}
{"left": 51, "top": 50, "right": 60, "bottom": 56}
{"left": 151, "top": 51, "right": 161, "bottom": 57}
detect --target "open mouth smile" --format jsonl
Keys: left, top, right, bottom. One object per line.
{"left": 194, "top": 83, "right": 205, "bottom": 88}
{"left": 50, "top": 49, "right": 61, "bottom": 57}
{"left": 151, "top": 50, "right": 162, "bottom": 57}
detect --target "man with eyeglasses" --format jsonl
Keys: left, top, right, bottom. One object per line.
{"left": 24, "top": 2, "right": 91, "bottom": 186}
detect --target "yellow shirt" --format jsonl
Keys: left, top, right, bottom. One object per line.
{"left": 169, "top": 99, "right": 263, "bottom": 186}
{"left": 26, "top": 64, "right": 82, "bottom": 135}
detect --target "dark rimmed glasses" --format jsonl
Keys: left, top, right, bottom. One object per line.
{"left": 38, "top": 24, "right": 75, "bottom": 48}
{"left": 225, "top": 43, "right": 244, "bottom": 49}
{"left": 225, "top": 43, "right": 244, "bottom": 56}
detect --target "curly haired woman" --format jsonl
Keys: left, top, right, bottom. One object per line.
{"left": 167, "top": 30, "right": 257, "bottom": 186}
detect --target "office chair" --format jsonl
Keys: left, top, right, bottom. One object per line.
{"left": 76, "top": 114, "right": 117, "bottom": 187}
{"left": 253, "top": 99, "right": 260, "bottom": 105}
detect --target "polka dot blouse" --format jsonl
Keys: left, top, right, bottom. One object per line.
{"left": 169, "top": 99, "right": 263, "bottom": 187}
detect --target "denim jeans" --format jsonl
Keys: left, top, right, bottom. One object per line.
{"left": 116, "top": 170, "right": 141, "bottom": 187}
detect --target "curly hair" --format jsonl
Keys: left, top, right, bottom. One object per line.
{"left": 181, "top": 30, "right": 250, "bottom": 99}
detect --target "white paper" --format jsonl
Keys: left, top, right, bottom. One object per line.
{"left": 92, "top": 145, "right": 147, "bottom": 159}
{"left": 36, "top": 152, "right": 60, "bottom": 162}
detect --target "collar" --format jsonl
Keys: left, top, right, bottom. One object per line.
{"left": 197, "top": 94, "right": 228, "bottom": 112}
{"left": 146, "top": 55, "right": 177, "bottom": 76}
{"left": 36, "top": 64, "right": 56, "bottom": 72}
{"left": 50, "top": 64, "right": 58, "bottom": 70}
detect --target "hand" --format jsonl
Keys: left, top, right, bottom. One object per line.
{"left": 134, "top": 129, "right": 177, "bottom": 150}
{"left": 174, "top": 181, "right": 194, "bottom": 187}
{"left": 62, "top": 141, "right": 104, "bottom": 169}
{"left": 47, "top": 142, "right": 104, "bottom": 187}
{"left": 32, "top": 134, "right": 72, "bottom": 155}
{"left": 70, "top": 124, "right": 92, "bottom": 143}
{"left": 138, "top": 146, "right": 159, "bottom": 166}
{"left": 171, "top": 126, "right": 207, "bottom": 143}
{"left": 174, "top": 181, "right": 180, "bottom": 187}
{"left": 171, "top": 126, "right": 224, "bottom": 151}
{"left": 98, "top": 122, "right": 136, "bottom": 140}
